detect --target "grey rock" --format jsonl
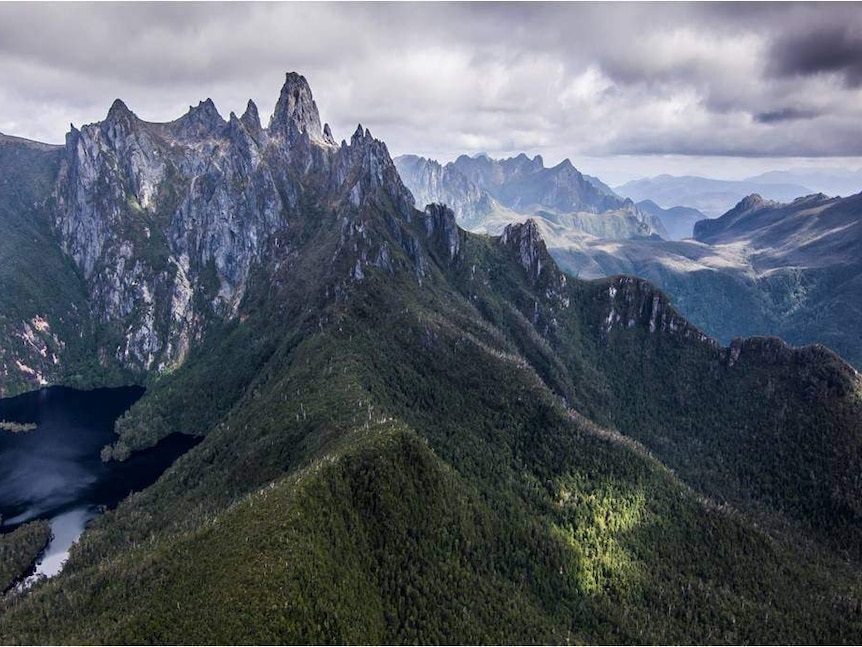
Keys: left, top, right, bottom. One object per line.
{"left": 51, "top": 72, "right": 416, "bottom": 375}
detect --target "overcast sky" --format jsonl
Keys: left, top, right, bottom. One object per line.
{"left": 1, "top": 2, "right": 861, "bottom": 183}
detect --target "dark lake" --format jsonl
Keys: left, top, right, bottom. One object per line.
{"left": 0, "top": 385, "right": 199, "bottom": 578}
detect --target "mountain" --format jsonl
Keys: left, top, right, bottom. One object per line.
{"left": 635, "top": 199, "right": 708, "bottom": 240}
{"left": 616, "top": 174, "right": 813, "bottom": 216}
{"left": 746, "top": 168, "right": 862, "bottom": 198}
{"left": 1, "top": 75, "right": 862, "bottom": 643}
{"left": 398, "top": 154, "right": 862, "bottom": 369}
{"left": 394, "top": 154, "right": 667, "bottom": 240}
{"left": 0, "top": 73, "right": 411, "bottom": 396}
{"left": 0, "top": 130, "right": 107, "bottom": 396}
{"left": 583, "top": 173, "right": 620, "bottom": 198}
{"left": 551, "top": 192, "right": 862, "bottom": 370}
{"left": 451, "top": 153, "right": 631, "bottom": 216}
{"left": 391, "top": 154, "right": 515, "bottom": 230}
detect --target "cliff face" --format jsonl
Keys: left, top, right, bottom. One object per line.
{"left": 395, "top": 153, "right": 667, "bottom": 239}
{"left": 52, "top": 72, "right": 413, "bottom": 375}
{"left": 395, "top": 155, "right": 503, "bottom": 230}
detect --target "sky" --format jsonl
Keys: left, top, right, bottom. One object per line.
{"left": 1, "top": 2, "right": 862, "bottom": 184}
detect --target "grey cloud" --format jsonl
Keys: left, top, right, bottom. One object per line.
{"left": 770, "top": 25, "right": 862, "bottom": 87}
{"left": 754, "top": 108, "right": 821, "bottom": 124}
{"left": 1, "top": 2, "right": 862, "bottom": 165}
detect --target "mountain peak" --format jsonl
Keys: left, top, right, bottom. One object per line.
{"left": 500, "top": 219, "right": 543, "bottom": 265}
{"left": 350, "top": 123, "right": 375, "bottom": 146}
{"left": 268, "top": 71, "right": 325, "bottom": 144}
{"left": 188, "top": 98, "right": 222, "bottom": 121}
{"left": 239, "top": 99, "right": 263, "bottom": 140}
{"left": 106, "top": 98, "right": 135, "bottom": 122}
{"left": 735, "top": 193, "right": 776, "bottom": 212}
{"left": 792, "top": 192, "right": 832, "bottom": 204}
{"left": 323, "top": 122, "right": 336, "bottom": 145}
{"left": 170, "top": 98, "right": 227, "bottom": 140}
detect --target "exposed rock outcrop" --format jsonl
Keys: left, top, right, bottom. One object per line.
{"left": 52, "top": 72, "right": 414, "bottom": 375}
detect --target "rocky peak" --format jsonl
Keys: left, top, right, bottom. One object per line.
{"left": 792, "top": 192, "right": 832, "bottom": 205}
{"left": 350, "top": 124, "right": 374, "bottom": 146}
{"left": 323, "top": 123, "right": 336, "bottom": 146}
{"left": 507, "top": 153, "right": 545, "bottom": 175}
{"left": 422, "top": 203, "right": 461, "bottom": 261}
{"left": 226, "top": 111, "right": 254, "bottom": 149}
{"left": 601, "top": 276, "right": 715, "bottom": 345}
{"left": 106, "top": 98, "right": 135, "bottom": 122}
{"left": 171, "top": 99, "right": 227, "bottom": 140}
{"left": 101, "top": 98, "right": 141, "bottom": 141}
{"left": 694, "top": 194, "right": 779, "bottom": 242}
{"left": 499, "top": 219, "right": 548, "bottom": 282}
{"left": 239, "top": 100, "right": 264, "bottom": 141}
{"left": 336, "top": 123, "right": 414, "bottom": 218}
{"left": 268, "top": 72, "right": 326, "bottom": 145}
{"left": 734, "top": 194, "right": 776, "bottom": 213}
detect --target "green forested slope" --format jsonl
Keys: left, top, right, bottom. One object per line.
{"left": 0, "top": 138, "right": 127, "bottom": 395}
{"left": 2, "top": 195, "right": 862, "bottom": 643}
{"left": 0, "top": 521, "right": 50, "bottom": 594}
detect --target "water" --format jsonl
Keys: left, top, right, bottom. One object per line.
{"left": 32, "top": 508, "right": 94, "bottom": 578}
{"left": 0, "top": 385, "right": 200, "bottom": 582}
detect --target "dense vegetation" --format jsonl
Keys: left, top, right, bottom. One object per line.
{"left": 1, "top": 184, "right": 861, "bottom": 644}
{"left": 0, "top": 138, "right": 132, "bottom": 396}
{"left": 548, "top": 194, "right": 862, "bottom": 371}
{"left": 0, "top": 521, "right": 50, "bottom": 593}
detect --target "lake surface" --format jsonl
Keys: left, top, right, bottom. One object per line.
{"left": 0, "top": 385, "right": 200, "bottom": 580}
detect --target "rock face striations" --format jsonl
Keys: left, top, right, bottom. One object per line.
{"left": 52, "top": 72, "right": 413, "bottom": 375}
{"left": 395, "top": 153, "right": 667, "bottom": 239}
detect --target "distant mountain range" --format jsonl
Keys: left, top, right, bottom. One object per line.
{"left": 616, "top": 168, "right": 862, "bottom": 217}
{"left": 547, "top": 191, "right": 862, "bottom": 370}
{"left": 395, "top": 153, "right": 686, "bottom": 239}
{"left": 747, "top": 168, "right": 862, "bottom": 198}
{"left": 615, "top": 174, "right": 814, "bottom": 216}
{"left": 397, "top": 153, "right": 862, "bottom": 370}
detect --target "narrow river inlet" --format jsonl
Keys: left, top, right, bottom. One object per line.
{"left": 0, "top": 385, "right": 200, "bottom": 582}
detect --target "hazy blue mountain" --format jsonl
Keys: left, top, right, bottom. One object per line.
{"left": 451, "top": 153, "right": 630, "bottom": 215}
{"left": 616, "top": 174, "right": 813, "bottom": 216}
{"left": 746, "top": 168, "right": 862, "bottom": 198}
{"left": 583, "top": 173, "right": 620, "bottom": 198}
{"left": 553, "top": 192, "right": 862, "bottom": 369}
{"left": 635, "top": 199, "right": 708, "bottom": 240}
{"left": 395, "top": 153, "right": 667, "bottom": 240}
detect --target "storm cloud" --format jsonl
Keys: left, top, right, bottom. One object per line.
{"left": 1, "top": 2, "right": 861, "bottom": 181}
{"left": 770, "top": 25, "right": 862, "bottom": 87}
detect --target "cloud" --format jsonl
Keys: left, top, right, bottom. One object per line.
{"left": 754, "top": 108, "right": 821, "bottom": 124}
{"left": 0, "top": 2, "right": 861, "bottom": 170}
{"left": 770, "top": 25, "right": 862, "bottom": 87}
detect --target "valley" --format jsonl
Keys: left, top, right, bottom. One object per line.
{"left": 0, "top": 385, "right": 198, "bottom": 591}
{"left": 397, "top": 155, "right": 862, "bottom": 370}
